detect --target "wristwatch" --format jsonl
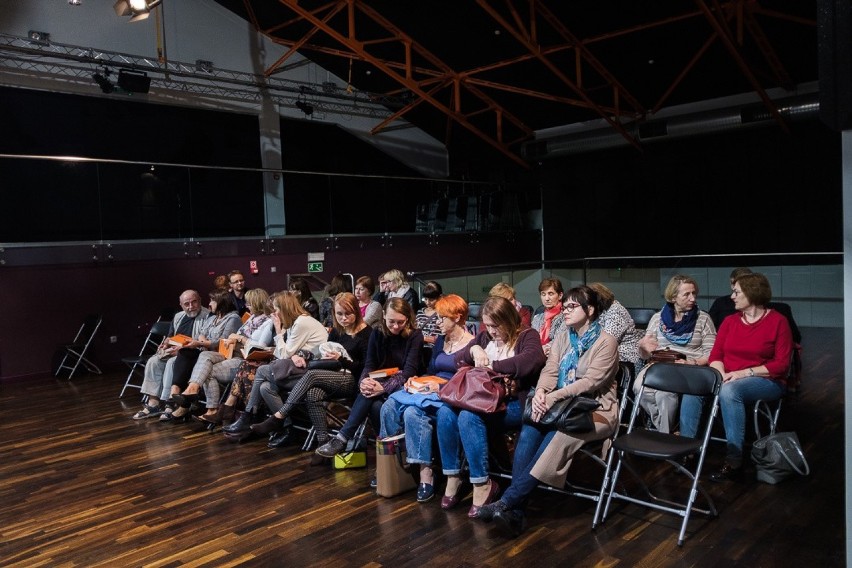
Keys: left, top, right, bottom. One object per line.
{"left": 748, "top": 368, "right": 755, "bottom": 376}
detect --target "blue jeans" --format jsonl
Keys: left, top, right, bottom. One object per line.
{"left": 379, "top": 398, "right": 436, "bottom": 465}
{"left": 680, "top": 377, "right": 785, "bottom": 467}
{"left": 500, "top": 423, "right": 557, "bottom": 510}
{"left": 339, "top": 392, "right": 385, "bottom": 441}
{"left": 436, "top": 401, "right": 520, "bottom": 484}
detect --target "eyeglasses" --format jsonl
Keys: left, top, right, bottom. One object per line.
{"left": 385, "top": 318, "right": 408, "bottom": 327}
{"left": 731, "top": 289, "right": 743, "bottom": 297}
{"left": 562, "top": 302, "right": 582, "bottom": 312}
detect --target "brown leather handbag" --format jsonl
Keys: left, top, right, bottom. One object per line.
{"left": 438, "top": 365, "right": 509, "bottom": 413}
{"left": 648, "top": 348, "right": 686, "bottom": 364}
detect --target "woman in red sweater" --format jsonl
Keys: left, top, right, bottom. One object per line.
{"left": 679, "top": 272, "right": 793, "bottom": 481}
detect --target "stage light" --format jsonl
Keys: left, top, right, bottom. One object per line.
{"left": 295, "top": 100, "right": 314, "bottom": 116}
{"left": 117, "top": 69, "right": 151, "bottom": 93}
{"left": 93, "top": 70, "right": 114, "bottom": 93}
{"left": 113, "top": 0, "right": 162, "bottom": 22}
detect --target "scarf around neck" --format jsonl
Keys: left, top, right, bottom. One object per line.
{"left": 557, "top": 320, "right": 602, "bottom": 388}
{"left": 539, "top": 305, "right": 561, "bottom": 345}
{"left": 659, "top": 302, "right": 699, "bottom": 345}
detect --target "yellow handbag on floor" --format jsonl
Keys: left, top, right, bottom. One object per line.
{"left": 333, "top": 450, "right": 367, "bottom": 469}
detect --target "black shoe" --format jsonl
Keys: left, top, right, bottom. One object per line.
{"left": 471, "top": 499, "right": 508, "bottom": 522}
{"left": 252, "top": 415, "right": 292, "bottom": 435}
{"left": 316, "top": 436, "right": 348, "bottom": 458}
{"left": 709, "top": 462, "right": 744, "bottom": 482}
{"left": 493, "top": 509, "right": 527, "bottom": 537}
{"left": 416, "top": 483, "right": 435, "bottom": 503}
{"left": 170, "top": 393, "right": 199, "bottom": 408}
{"left": 267, "top": 427, "right": 292, "bottom": 448}
{"left": 223, "top": 411, "right": 253, "bottom": 434}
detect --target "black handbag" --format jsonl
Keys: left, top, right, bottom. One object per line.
{"left": 522, "top": 390, "right": 601, "bottom": 433}
{"left": 751, "top": 431, "right": 810, "bottom": 484}
{"left": 307, "top": 358, "right": 344, "bottom": 372}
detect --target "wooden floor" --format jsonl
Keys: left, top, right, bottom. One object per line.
{"left": 0, "top": 327, "right": 845, "bottom": 567}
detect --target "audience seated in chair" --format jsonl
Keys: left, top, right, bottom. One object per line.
{"left": 319, "top": 273, "right": 352, "bottom": 330}
{"left": 373, "top": 268, "right": 421, "bottom": 311}
{"left": 171, "top": 288, "right": 274, "bottom": 426}
{"left": 589, "top": 283, "right": 644, "bottom": 373}
{"left": 162, "top": 289, "right": 242, "bottom": 422}
{"left": 489, "top": 282, "right": 532, "bottom": 329}
{"left": 315, "top": 297, "right": 424, "bottom": 461}
{"left": 680, "top": 272, "right": 793, "bottom": 482}
{"left": 288, "top": 277, "right": 321, "bottom": 322}
{"left": 436, "top": 296, "right": 546, "bottom": 519}
{"left": 224, "top": 291, "right": 329, "bottom": 441}
{"left": 530, "top": 277, "right": 565, "bottom": 356}
{"left": 475, "top": 285, "right": 620, "bottom": 538}
{"left": 249, "top": 292, "right": 372, "bottom": 455}
{"left": 131, "top": 290, "right": 210, "bottom": 420}
{"left": 354, "top": 275, "right": 383, "bottom": 330}
{"left": 378, "top": 294, "right": 474, "bottom": 504}
{"left": 227, "top": 270, "right": 250, "bottom": 318}
{"left": 634, "top": 275, "right": 716, "bottom": 433}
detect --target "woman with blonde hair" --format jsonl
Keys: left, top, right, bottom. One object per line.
{"left": 250, "top": 292, "right": 373, "bottom": 454}
{"left": 634, "top": 275, "right": 716, "bottom": 433}
{"left": 374, "top": 268, "right": 420, "bottom": 311}
{"left": 224, "top": 291, "right": 328, "bottom": 439}
{"left": 489, "top": 282, "right": 532, "bottom": 329}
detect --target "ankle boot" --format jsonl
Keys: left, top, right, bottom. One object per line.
{"left": 223, "top": 411, "right": 253, "bottom": 434}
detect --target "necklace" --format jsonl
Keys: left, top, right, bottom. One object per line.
{"left": 444, "top": 329, "right": 470, "bottom": 353}
{"left": 742, "top": 308, "right": 769, "bottom": 325}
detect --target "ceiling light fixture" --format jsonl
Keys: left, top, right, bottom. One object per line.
{"left": 113, "top": 0, "right": 162, "bottom": 23}
{"left": 295, "top": 100, "right": 314, "bottom": 116}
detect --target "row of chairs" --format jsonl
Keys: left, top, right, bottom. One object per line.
{"left": 489, "top": 361, "right": 782, "bottom": 546}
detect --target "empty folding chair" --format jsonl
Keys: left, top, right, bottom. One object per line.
{"left": 119, "top": 318, "right": 172, "bottom": 398}
{"left": 55, "top": 314, "right": 103, "bottom": 379}
{"left": 599, "top": 362, "right": 723, "bottom": 546}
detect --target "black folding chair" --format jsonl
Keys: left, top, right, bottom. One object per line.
{"left": 55, "top": 314, "right": 103, "bottom": 379}
{"left": 119, "top": 319, "right": 172, "bottom": 398}
{"left": 599, "top": 362, "right": 723, "bottom": 546}
{"left": 488, "top": 362, "right": 636, "bottom": 528}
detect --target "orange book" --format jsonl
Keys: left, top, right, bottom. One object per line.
{"left": 241, "top": 342, "right": 274, "bottom": 362}
{"left": 219, "top": 339, "right": 235, "bottom": 359}
{"left": 368, "top": 367, "right": 399, "bottom": 380}
{"left": 241, "top": 312, "right": 251, "bottom": 324}
{"left": 167, "top": 334, "right": 192, "bottom": 347}
{"left": 405, "top": 375, "right": 448, "bottom": 394}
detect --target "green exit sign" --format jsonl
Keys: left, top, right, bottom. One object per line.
{"left": 308, "top": 262, "right": 324, "bottom": 273}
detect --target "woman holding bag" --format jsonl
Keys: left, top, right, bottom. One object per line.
{"left": 378, "top": 294, "right": 474, "bottom": 503}
{"left": 436, "top": 296, "right": 546, "bottom": 516}
{"left": 475, "top": 285, "right": 620, "bottom": 537}
{"left": 315, "top": 297, "right": 424, "bottom": 459}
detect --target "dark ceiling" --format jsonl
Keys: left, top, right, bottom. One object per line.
{"left": 212, "top": 0, "right": 818, "bottom": 175}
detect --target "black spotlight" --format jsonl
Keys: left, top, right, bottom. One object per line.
{"left": 117, "top": 69, "right": 151, "bottom": 94}
{"left": 93, "top": 72, "right": 114, "bottom": 93}
{"left": 295, "top": 100, "right": 314, "bottom": 116}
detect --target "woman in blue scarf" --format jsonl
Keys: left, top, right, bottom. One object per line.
{"left": 475, "top": 285, "right": 620, "bottom": 537}
{"left": 634, "top": 275, "right": 717, "bottom": 432}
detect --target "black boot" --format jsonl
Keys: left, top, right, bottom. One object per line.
{"left": 223, "top": 411, "right": 254, "bottom": 434}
